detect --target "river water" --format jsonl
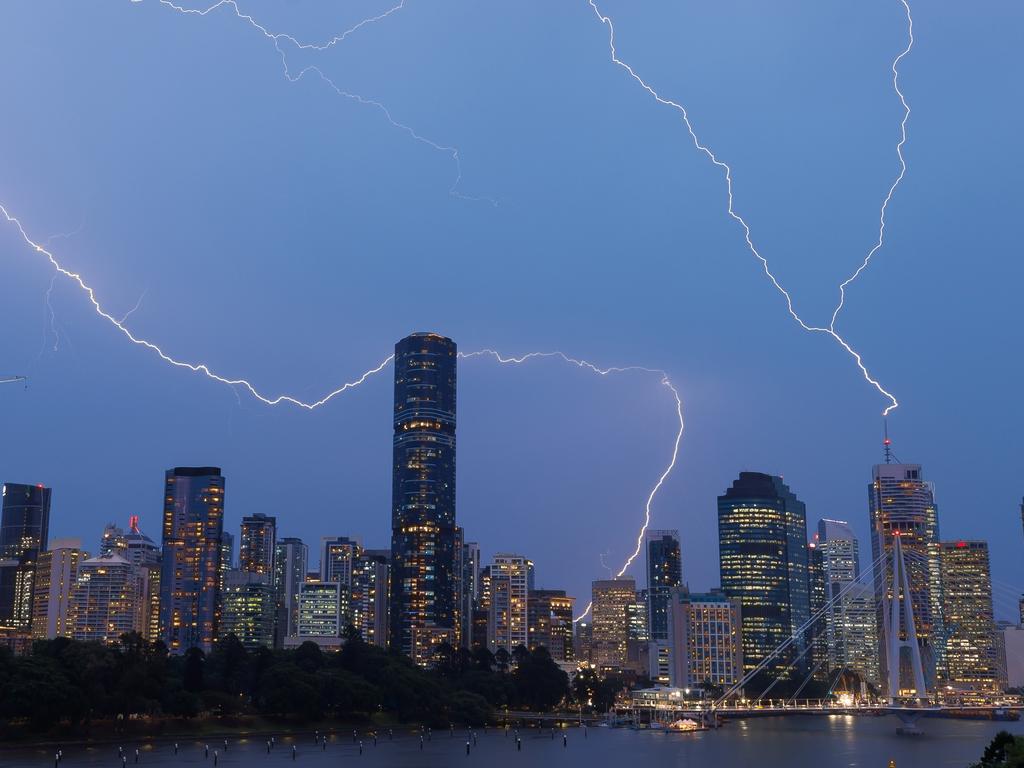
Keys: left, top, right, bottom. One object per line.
{"left": 2, "top": 716, "right": 1022, "bottom": 768}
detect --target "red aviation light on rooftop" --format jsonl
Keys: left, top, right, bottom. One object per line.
{"left": 956, "top": 540, "right": 967, "bottom": 548}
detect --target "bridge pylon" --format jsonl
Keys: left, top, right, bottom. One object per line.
{"left": 884, "top": 533, "right": 928, "bottom": 705}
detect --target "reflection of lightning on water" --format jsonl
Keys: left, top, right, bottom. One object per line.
{"left": 143, "top": 0, "right": 494, "bottom": 205}
{"left": 587, "top": 0, "right": 914, "bottom": 417}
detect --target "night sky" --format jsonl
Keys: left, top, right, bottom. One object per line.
{"left": 1, "top": 1, "right": 1021, "bottom": 618}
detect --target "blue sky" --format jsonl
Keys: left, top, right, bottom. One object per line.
{"left": 1, "top": 1, "right": 1021, "bottom": 617}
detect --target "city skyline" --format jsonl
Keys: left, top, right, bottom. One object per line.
{"left": 1, "top": 2, "right": 1021, "bottom": 623}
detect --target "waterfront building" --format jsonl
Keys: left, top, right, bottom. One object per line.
{"left": 272, "top": 537, "right": 307, "bottom": 646}
{"left": 940, "top": 540, "right": 1000, "bottom": 691}
{"left": 159, "top": 467, "right": 225, "bottom": 654}
{"left": 591, "top": 577, "right": 636, "bottom": 670}
{"left": 239, "top": 514, "right": 276, "bottom": 577}
{"left": 487, "top": 554, "right": 533, "bottom": 653}
{"left": 807, "top": 538, "right": 828, "bottom": 679}
{"left": 351, "top": 548, "right": 390, "bottom": 646}
{"left": 527, "top": 588, "right": 575, "bottom": 662}
{"left": 718, "top": 472, "right": 811, "bottom": 678}
{"left": 389, "top": 332, "right": 459, "bottom": 659}
{"left": 646, "top": 530, "right": 682, "bottom": 643}
{"left": 70, "top": 553, "right": 147, "bottom": 644}
{"left": 668, "top": 587, "right": 743, "bottom": 690}
{"left": 220, "top": 569, "right": 275, "bottom": 649}
{"left": 0, "top": 482, "right": 51, "bottom": 630}
{"left": 30, "top": 539, "right": 85, "bottom": 639}
{"left": 868, "top": 461, "right": 944, "bottom": 692}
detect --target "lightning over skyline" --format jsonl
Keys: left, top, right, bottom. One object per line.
{"left": 1, "top": 201, "right": 684, "bottom": 620}
{"left": 586, "top": 0, "right": 914, "bottom": 417}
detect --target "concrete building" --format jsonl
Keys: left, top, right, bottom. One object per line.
{"left": 487, "top": 554, "right": 532, "bottom": 654}
{"left": 220, "top": 569, "right": 275, "bottom": 649}
{"left": 591, "top": 577, "right": 636, "bottom": 670}
{"left": 70, "top": 553, "right": 148, "bottom": 644}
{"left": 30, "top": 539, "right": 85, "bottom": 639}
{"left": 940, "top": 540, "right": 1000, "bottom": 691}
{"left": 669, "top": 588, "right": 743, "bottom": 690}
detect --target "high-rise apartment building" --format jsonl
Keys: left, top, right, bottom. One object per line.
{"left": 273, "top": 537, "right": 307, "bottom": 645}
{"left": 487, "top": 554, "right": 533, "bottom": 653}
{"left": 296, "top": 581, "right": 345, "bottom": 638}
{"left": 321, "top": 536, "right": 359, "bottom": 588}
{"left": 807, "top": 539, "right": 828, "bottom": 679}
{"left": 646, "top": 530, "right": 682, "bottom": 643}
{"left": 70, "top": 553, "right": 148, "bottom": 644}
{"left": 31, "top": 539, "right": 85, "bottom": 639}
{"left": 940, "top": 540, "right": 1000, "bottom": 691}
{"left": 159, "top": 467, "right": 225, "bottom": 654}
{"left": 389, "top": 332, "right": 459, "bottom": 658}
{"left": 591, "top": 577, "right": 636, "bottom": 670}
{"left": 97, "top": 517, "right": 161, "bottom": 640}
{"left": 527, "top": 588, "right": 575, "bottom": 662}
{"left": 351, "top": 549, "right": 390, "bottom": 647}
{"left": 239, "top": 514, "right": 276, "bottom": 577}
{"left": 718, "top": 472, "right": 810, "bottom": 678}
{"left": 868, "top": 462, "right": 944, "bottom": 691}
{"left": 220, "top": 569, "right": 276, "bottom": 649}
{"left": 0, "top": 482, "right": 51, "bottom": 630}
{"left": 669, "top": 588, "right": 743, "bottom": 690}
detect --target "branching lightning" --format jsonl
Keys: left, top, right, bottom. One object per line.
{"left": 2, "top": 206, "right": 683, "bottom": 623}
{"left": 461, "top": 349, "right": 684, "bottom": 621}
{"left": 586, "top": 0, "right": 914, "bottom": 416}
{"left": 144, "top": 0, "right": 495, "bottom": 205}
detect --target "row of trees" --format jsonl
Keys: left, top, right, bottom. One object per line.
{"left": 0, "top": 629, "right": 579, "bottom": 732}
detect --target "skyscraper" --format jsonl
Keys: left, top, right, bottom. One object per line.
{"left": 718, "top": 472, "right": 811, "bottom": 679}
{"left": 940, "top": 540, "right": 1000, "bottom": 692}
{"left": 159, "top": 467, "right": 225, "bottom": 654}
{"left": 807, "top": 539, "right": 828, "bottom": 679}
{"left": 273, "top": 537, "right": 307, "bottom": 646}
{"left": 321, "top": 536, "right": 359, "bottom": 588}
{"left": 220, "top": 569, "right": 276, "bottom": 649}
{"left": 527, "top": 589, "right": 575, "bottom": 662}
{"left": 389, "top": 332, "right": 458, "bottom": 658}
{"left": 70, "top": 553, "right": 148, "bottom": 644}
{"left": 31, "top": 539, "right": 85, "bottom": 640}
{"left": 868, "top": 462, "right": 944, "bottom": 691}
{"left": 669, "top": 587, "right": 743, "bottom": 689}
{"left": 486, "top": 553, "right": 532, "bottom": 653}
{"left": 239, "top": 514, "right": 276, "bottom": 577}
{"left": 351, "top": 549, "right": 390, "bottom": 647}
{"left": 0, "top": 482, "right": 51, "bottom": 629}
{"left": 816, "top": 518, "right": 878, "bottom": 687}
{"left": 459, "top": 540, "right": 480, "bottom": 648}
{"left": 646, "top": 530, "right": 682, "bottom": 643}
{"left": 591, "top": 577, "right": 636, "bottom": 670}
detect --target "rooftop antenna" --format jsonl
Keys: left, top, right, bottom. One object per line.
{"left": 883, "top": 419, "right": 892, "bottom": 464}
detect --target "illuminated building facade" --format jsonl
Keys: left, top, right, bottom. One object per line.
{"left": 940, "top": 540, "right": 1000, "bottom": 691}
{"left": 273, "top": 537, "right": 307, "bottom": 646}
{"left": 351, "top": 549, "right": 390, "bottom": 646}
{"left": 807, "top": 539, "right": 828, "bottom": 679}
{"left": 389, "top": 332, "right": 459, "bottom": 658}
{"left": 159, "top": 466, "right": 225, "bottom": 654}
{"left": 220, "top": 569, "right": 276, "bottom": 649}
{"left": 816, "top": 518, "right": 879, "bottom": 687}
{"left": 31, "top": 539, "right": 85, "bottom": 640}
{"left": 868, "top": 462, "right": 944, "bottom": 691}
{"left": 97, "top": 517, "right": 161, "bottom": 639}
{"left": 668, "top": 588, "right": 743, "bottom": 689}
{"left": 718, "top": 472, "right": 811, "bottom": 678}
{"left": 527, "top": 588, "right": 575, "bottom": 662}
{"left": 459, "top": 540, "right": 480, "bottom": 648}
{"left": 296, "top": 581, "right": 346, "bottom": 638}
{"left": 487, "top": 554, "right": 533, "bottom": 653}
{"left": 646, "top": 530, "right": 682, "bottom": 643}
{"left": 321, "top": 536, "right": 359, "bottom": 588}
{"left": 70, "top": 553, "right": 147, "bottom": 644}
{"left": 239, "top": 514, "right": 276, "bottom": 577}
{"left": 591, "top": 577, "right": 636, "bottom": 670}
{"left": 0, "top": 482, "right": 51, "bottom": 630}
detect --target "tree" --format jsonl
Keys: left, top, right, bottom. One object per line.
{"left": 183, "top": 647, "right": 205, "bottom": 693}
{"left": 510, "top": 647, "right": 569, "bottom": 711}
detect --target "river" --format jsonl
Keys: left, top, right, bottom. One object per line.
{"left": 2, "top": 716, "right": 1022, "bottom": 768}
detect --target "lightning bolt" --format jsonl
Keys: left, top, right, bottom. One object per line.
{"left": 461, "top": 349, "right": 685, "bottom": 621}
{"left": 587, "top": 0, "right": 914, "bottom": 416}
{"left": 2, "top": 206, "right": 684, "bottom": 623}
{"left": 142, "top": 0, "right": 495, "bottom": 205}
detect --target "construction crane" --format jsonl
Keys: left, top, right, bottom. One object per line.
{"left": 1, "top": 375, "right": 27, "bottom": 388}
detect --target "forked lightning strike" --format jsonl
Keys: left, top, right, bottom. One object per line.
{"left": 142, "top": 0, "right": 494, "bottom": 204}
{"left": 587, "top": 0, "right": 914, "bottom": 416}
{"left": 2, "top": 204, "right": 683, "bottom": 620}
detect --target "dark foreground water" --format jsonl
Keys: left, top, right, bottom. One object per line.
{"left": 3, "top": 716, "right": 1023, "bottom": 768}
